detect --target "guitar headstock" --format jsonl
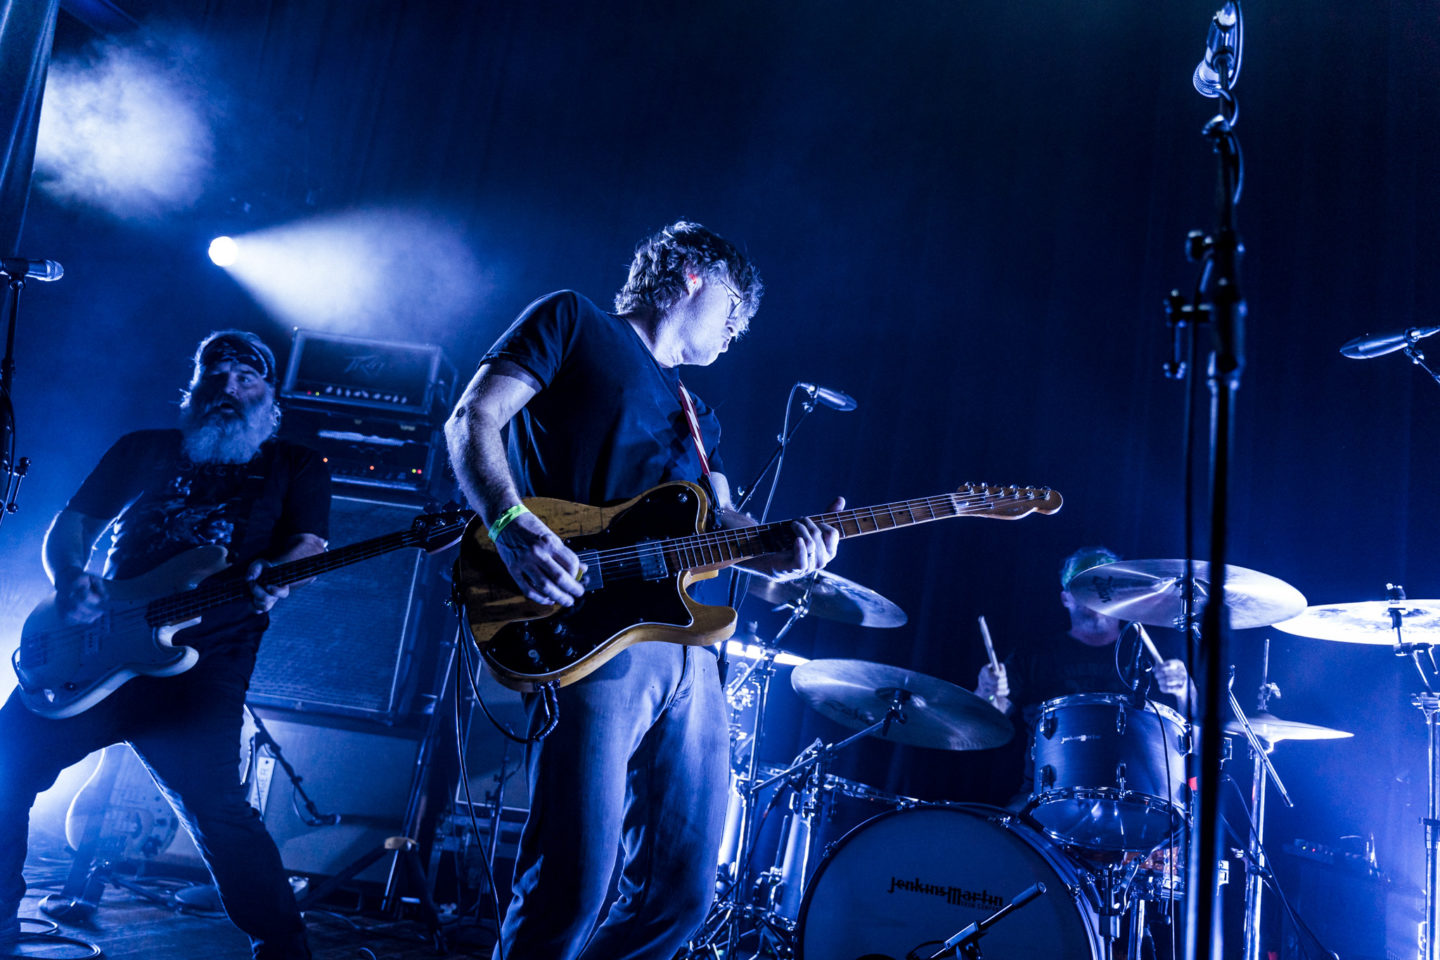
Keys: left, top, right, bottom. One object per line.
{"left": 412, "top": 508, "right": 477, "bottom": 553}
{"left": 955, "top": 483, "right": 1063, "bottom": 519}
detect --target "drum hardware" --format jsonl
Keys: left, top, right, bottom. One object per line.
{"left": 705, "top": 606, "right": 811, "bottom": 959}
{"left": 693, "top": 574, "right": 898, "bottom": 959}
{"left": 925, "top": 880, "right": 1048, "bottom": 959}
{"left": 1272, "top": 582, "right": 1440, "bottom": 960}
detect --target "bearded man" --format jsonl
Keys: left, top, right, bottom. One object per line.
{"left": 0, "top": 330, "right": 330, "bottom": 959}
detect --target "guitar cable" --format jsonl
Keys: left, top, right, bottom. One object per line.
{"left": 450, "top": 564, "right": 559, "bottom": 746}
{"left": 450, "top": 655, "right": 509, "bottom": 960}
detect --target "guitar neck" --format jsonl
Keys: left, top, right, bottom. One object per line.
{"left": 578, "top": 487, "right": 1049, "bottom": 584}
{"left": 145, "top": 521, "right": 464, "bottom": 627}
{"left": 709, "top": 493, "right": 971, "bottom": 564}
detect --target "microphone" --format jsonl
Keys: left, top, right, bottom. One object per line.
{"left": 0, "top": 258, "right": 64, "bottom": 282}
{"left": 1340, "top": 325, "right": 1440, "bottom": 359}
{"left": 1193, "top": 2, "right": 1239, "bottom": 98}
{"left": 797, "top": 382, "right": 857, "bottom": 412}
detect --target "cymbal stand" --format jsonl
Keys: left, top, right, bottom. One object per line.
{"left": 1229, "top": 642, "right": 1293, "bottom": 960}
{"left": 706, "top": 688, "right": 909, "bottom": 959}
{"left": 1386, "top": 584, "right": 1440, "bottom": 960}
{"left": 689, "top": 602, "right": 813, "bottom": 959}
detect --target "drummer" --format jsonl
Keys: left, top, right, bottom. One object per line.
{"left": 976, "top": 546, "right": 1194, "bottom": 798}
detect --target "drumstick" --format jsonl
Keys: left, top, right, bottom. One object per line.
{"left": 1136, "top": 623, "right": 1166, "bottom": 667}
{"left": 978, "top": 615, "right": 1000, "bottom": 674}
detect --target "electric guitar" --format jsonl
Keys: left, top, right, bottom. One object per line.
{"left": 455, "top": 480, "right": 1062, "bottom": 692}
{"left": 12, "top": 510, "right": 472, "bottom": 719}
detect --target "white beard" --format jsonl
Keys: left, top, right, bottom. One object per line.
{"left": 179, "top": 393, "right": 279, "bottom": 464}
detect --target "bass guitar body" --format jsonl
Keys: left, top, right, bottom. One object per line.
{"left": 459, "top": 482, "right": 735, "bottom": 693}
{"left": 16, "top": 547, "right": 230, "bottom": 719}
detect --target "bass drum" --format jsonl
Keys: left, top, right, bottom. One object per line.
{"left": 796, "top": 805, "right": 1101, "bottom": 960}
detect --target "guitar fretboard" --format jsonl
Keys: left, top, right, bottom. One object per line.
{"left": 578, "top": 487, "right": 1054, "bottom": 587}
{"left": 144, "top": 515, "right": 470, "bottom": 627}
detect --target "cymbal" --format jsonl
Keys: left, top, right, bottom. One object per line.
{"left": 750, "top": 571, "right": 907, "bottom": 628}
{"left": 790, "top": 658, "right": 1013, "bottom": 751}
{"left": 1225, "top": 712, "right": 1354, "bottom": 743}
{"left": 1066, "top": 559, "right": 1307, "bottom": 631}
{"left": 1272, "top": 600, "right": 1440, "bottom": 645}
{"left": 722, "top": 637, "right": 809, "bottom": 667}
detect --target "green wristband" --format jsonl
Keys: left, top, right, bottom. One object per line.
{"left": 487, "top": 504, "right": 531, "bottom": 542}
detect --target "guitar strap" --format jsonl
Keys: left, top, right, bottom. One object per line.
{"left": 678, "top": 380, "right": 732, "bottom": 683}
{"left": 233, "top": 441, "right": 286, "bottom": 565}
{"left": 676, "top": 380, "right": 712, "bottom": 478}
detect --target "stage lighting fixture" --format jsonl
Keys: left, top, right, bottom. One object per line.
{"left": 211, "top": 209, "right": 487, "bottom": 337}
{"left": 208, "top": 236, "right": 239, "bottom": 266}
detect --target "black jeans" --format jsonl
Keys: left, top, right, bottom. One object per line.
{"left": 0, "top": 647, "right": 309, "bottom": 960}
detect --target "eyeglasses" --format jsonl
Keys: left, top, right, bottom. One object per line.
{"left": 716, "top": 277, "right": 746, "bottom": 324}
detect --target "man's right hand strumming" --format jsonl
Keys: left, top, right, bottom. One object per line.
{"left": 493, "top": 508, "right": 587, "bottom": 607}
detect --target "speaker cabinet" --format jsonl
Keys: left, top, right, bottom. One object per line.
{"left": 455, "top": 671, "right": 531, "bottom": 812}
{"left": 249, "top": 710, "right": 425, "bottom": 885}
{"left": 249, "top": 494, "right": 453, "bottom": 722}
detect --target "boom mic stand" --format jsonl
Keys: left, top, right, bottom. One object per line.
{"left": 1164, "top": 4, "right": 1246, "bottom": 957}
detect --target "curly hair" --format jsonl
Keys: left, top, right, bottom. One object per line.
{"left": 613, "top": 220, "right": 763, "bottom": 319}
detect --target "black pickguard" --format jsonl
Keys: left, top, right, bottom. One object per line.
{"left": 478, "top": 484, "right": 710, "bottom": 682}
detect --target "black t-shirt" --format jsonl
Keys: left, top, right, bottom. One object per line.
{"left": 482, "top": 290, "right": 723, "bottom": 505}
{"left": 67, "top": 429, "right": 331, "bottom": 647}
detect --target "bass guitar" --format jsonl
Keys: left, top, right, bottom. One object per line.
{"left": 455, "top": 480, "right": 1061, "bottom": 692}
{"left": 12, "top": 510, "right": 472, "bottom": 719}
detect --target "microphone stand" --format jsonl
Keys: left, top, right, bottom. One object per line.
{"left": 1165, "top": 6, "right": 1246, "bottom": 957}
{"left": 1400, "top": 341, "right": 1440, "bottom": 390}
{"left": 0, "top": 271, "right": 33, "bottom": 531}
{"left": 733, "top": 384, "right": 823, "bottom": 513}
{"left": 925, "top": 881, "right": 1048, "bottom": 959}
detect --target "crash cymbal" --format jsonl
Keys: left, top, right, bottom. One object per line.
{"left": 1225, "top": 712, "right": 1354, "bottom": 743}
{"left": 1066, "top": 559, "right": 1307, "bottom": 631}
{"left": 1272, "top": 600, "right": 1440, "bottom": 645}
{"left": 750, "top": 570, "right": 907, "bottom": 628}
{"left": 790, "top": 658, "right": 1012, "bottom": 751}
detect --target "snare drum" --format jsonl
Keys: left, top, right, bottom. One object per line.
{"left": 795, "top": 805, "right": 1102, "bottom": 959}
{"left": 1028, "top": 693, "right": 1189, "bottom": 853}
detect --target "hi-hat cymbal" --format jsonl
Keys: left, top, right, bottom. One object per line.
{"left": 1225, "top": 712, "right": 1354, "bottom": 743}
{"left": 1272, "top": 601, "right": 1440, "bottom": 645}
{"left": 750, "top": 571, "right": 907, "bottom": 628}
{"left": 790, "top": 658, "right": 1012, "bottom": 751}
{"left": 1066, "top": 559, "right": 1307, "bottom": 631}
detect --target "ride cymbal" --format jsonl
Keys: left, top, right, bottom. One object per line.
{"left": 1272, "top": 600, "right": 1440, "bottom": 645}
{"left": 791, "top": 658, "right": 1012, "bottom": 751}
{"left": 750, "top": 570, "right": 907, "bottom": 628}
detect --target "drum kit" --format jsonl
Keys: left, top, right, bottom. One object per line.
{"left": 682, "top": 558, "right": 1440, "bottom": 960}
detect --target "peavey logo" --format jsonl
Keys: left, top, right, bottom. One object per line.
{"left": 887, "top": 876, "right": 1002, "bottom": 909}
{"left": 344, "top": 354, "right": 389, "bottom": 377}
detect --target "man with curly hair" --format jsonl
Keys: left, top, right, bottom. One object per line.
{"left": 446, "top": 221, "right": 842, "bottom": 959}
